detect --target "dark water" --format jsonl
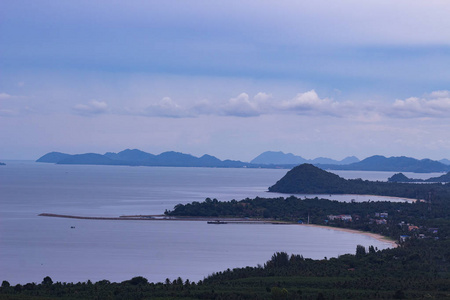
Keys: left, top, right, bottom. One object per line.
{"left": 0, "top": 162, "right": 417, "bottom": 285}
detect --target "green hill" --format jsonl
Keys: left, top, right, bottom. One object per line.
{"left": 268, "top": 164, "right": 349, "bottom": 194}
{"left": 268, "top": 163, "right": 450, "bottom": 199}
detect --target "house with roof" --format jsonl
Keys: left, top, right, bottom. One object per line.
{"left": 327, "top": 214, "right": 352, "bottom": 221}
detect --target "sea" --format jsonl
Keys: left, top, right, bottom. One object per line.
{"left": 0, "top": 161, "right": 444, "bottom": 285}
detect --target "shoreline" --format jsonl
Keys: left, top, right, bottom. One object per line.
{"left": 290, "top": 193, "right": 418, "bottom": 203}
{"left": 39, "top": 213, "right": 398, "bottom": 247}
{"left": 340, "top": 193, "right": 417, "bottom": 202}
{"left": 302, "top": 224, "right": 398, "bottom": 248}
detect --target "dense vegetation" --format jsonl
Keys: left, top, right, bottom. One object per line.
{"left": 166, "top": 195, "right": 450, "bottom": 240}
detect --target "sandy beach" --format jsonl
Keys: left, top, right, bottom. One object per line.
{"left": 302, "top": 224, "right": 398, "bottom": 248}
{"left": 307, "top": 193, "right": 418, "bottom": 203}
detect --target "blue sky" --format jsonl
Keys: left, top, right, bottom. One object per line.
{"left": 1, "top": 0, "right": 450, "bottom": 161}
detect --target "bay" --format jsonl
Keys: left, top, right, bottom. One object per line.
{"left": 0, "top": 161, "right": 427, "bottom": 285}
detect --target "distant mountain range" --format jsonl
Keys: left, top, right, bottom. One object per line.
{"left": 36, "top": 149, "right": 450, "bottom": 172}
{"left": 250, "top": 151, "right": 359, "bottom": 165}
{"left": 318, "top": 155, "right": 450, "bottom": 173}
{"left": 440, "top": 159, "right": 450, "bottom": 165}
{"left": 388, "top": 172, "right": 450, "bottom": 183}
{"left": 36, "top": 149, "right": 252, "bottom": 168}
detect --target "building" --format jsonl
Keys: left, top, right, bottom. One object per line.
{"left": 327, "top": 214, "right": 352, "bottom": 221}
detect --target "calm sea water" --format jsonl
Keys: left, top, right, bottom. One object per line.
{"left": 0, "top": 162, "right": 440, "bottom": 285}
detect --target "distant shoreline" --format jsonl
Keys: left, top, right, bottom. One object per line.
{"left": 39, "top": 213, "right": 397, "bottom": 247}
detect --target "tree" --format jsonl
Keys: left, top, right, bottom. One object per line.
{"left": 128, "top": 276, "right": 148, "bottom": 285}
{"left": 356, "top": 245, "right": 366, "bottom": 256}
{"left": 42, "top": 276, "right": 53, "bottom": 285}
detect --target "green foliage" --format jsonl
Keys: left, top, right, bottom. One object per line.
{"left": 356, "top": 245, "right": 366, "bottom": 256}
{"left": 41, "top": 276, "right": 53, "bottom": 285}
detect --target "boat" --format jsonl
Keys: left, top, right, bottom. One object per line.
{"left": 207, "top": 220, "right": 227, "bottom": 224}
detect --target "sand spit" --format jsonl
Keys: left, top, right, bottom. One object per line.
{"left": 38, "top": 213, "right": 290, "bottom": 224}
{"left": 39, "top": 213, "right": 397, "bottom": 247}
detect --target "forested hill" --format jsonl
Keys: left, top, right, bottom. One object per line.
{"left": 268, "top": 164, "right": 450, "bottom": 199}
{"left": 268, "top": 164, "right": 347, "bottom": 194}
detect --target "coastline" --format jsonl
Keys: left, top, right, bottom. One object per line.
{"left": 339, "top": 193, "right": 417, "bottom": 202}
{"left": 302, "top": 224, "right": 398, "bottom": 248}
{"left": 290, "top": 193, "right": 418, "bottom": 203}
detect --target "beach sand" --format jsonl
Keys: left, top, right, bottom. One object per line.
{"left": 302, "top": 224, "right": 398, "bottom": 248}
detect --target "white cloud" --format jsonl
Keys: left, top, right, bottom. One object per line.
{"left": 73, "top": 100, "right": 109, "bottom": 115}
{"left": 389, "top": 91, "right": 450, "bottom": 118}
{"left": 145, "top": 97, "right": 192, "bottom": 118}
{"left": 221, "top": 93, "right": 261, "bottom": 117}
{"left": 428, "top": 90, "right": 450, "bottom": 98}
{"left": 253, "top": 92, "right": 272, "bottom": 102}
{"left": 280, "top": 90, "right": 325, "bottom": 109}
{"left": 278, "top": 90, "right": 343, "bottom": 116}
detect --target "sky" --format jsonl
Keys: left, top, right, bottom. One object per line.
{"left": 1, "top": 0, "right": 450, "bottom": 161}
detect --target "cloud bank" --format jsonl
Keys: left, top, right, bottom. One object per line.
{"left": 66, "top": 90, "right": 450, "bottom": 121}
{"left": 119, "top": 90, "right": 450, "bottom": 121}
